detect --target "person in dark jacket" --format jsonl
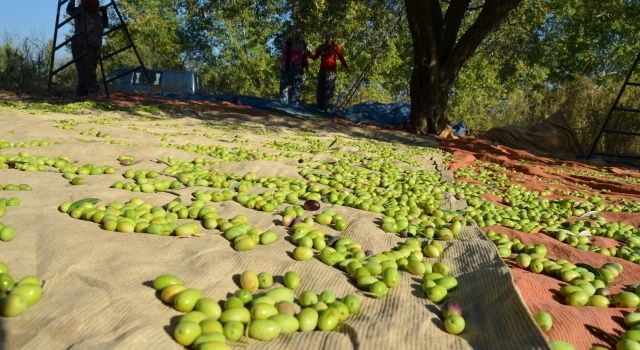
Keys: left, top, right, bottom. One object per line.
{"left": 279, "top": 27, "right": 310, "bottom": 105}
{"left": 67, "top": 0, "right": 108, "bottom": 96}
{"left": 309, "top": 33, "right": 350, "bottom": 111}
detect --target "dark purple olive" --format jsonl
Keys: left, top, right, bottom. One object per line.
{"left": 441, "top": 300, "right": 463, "bottom": 318}
{"left": 303, "top": 200, "right": 321, "bottom": 211}
{"left": 298, "top": 159, "right": 304, "bottom": 163}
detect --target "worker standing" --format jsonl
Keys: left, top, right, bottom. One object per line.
{"left": 310, "top": 33, "right": 350, "bottom": 112}
{"left": 279, "top": 27, "right": 311, "bottom": 105}
{"left": 67, "top": 0, "right": 108, "bottom": 96}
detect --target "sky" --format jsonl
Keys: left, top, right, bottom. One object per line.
{"left": 0, "top": 0, "right": 71, "bottom": 43}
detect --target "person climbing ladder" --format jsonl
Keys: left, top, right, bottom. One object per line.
{"left": 67, "top": 0, "right": 109, "bottom": 97}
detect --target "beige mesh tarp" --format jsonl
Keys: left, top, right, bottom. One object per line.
{"left": 0, "top": 108, "right": 549, "bottom": 349}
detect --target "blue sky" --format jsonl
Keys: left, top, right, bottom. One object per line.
{"left": 0, "top": 1, "right": 70, "bottom": 42}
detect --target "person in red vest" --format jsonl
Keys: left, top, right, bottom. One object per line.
{"left": 309, "top": 33, "right": 350, "bottom": 111}
{"left": 67, "top": 0, "right": 109, "bottom": 96}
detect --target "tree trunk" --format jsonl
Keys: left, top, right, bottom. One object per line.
{"left": 409, "top": 63, "right": 451, "bottom": 134}
{"left": 406, "top": 0, "right": 452, "bottom": 135}
{"left": 405, "top": 0, "right": 523, "bottom": 135}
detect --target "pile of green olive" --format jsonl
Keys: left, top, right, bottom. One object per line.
{"left": 152, "top": 270, "right": 360, "bottom": 349}
{"left": 169, "top": 143, "right": 279, "bottom": 162}
{"left": 0, "top": 197, "right": 19, "bottom": 242}
{"left": 192, "top": 189, "right": 235, "bottom": 203}
{"left": 615, "top": 311, "right": 640, "bottom": 350}
{"left": 0, "top": 183, "right": 31, "bottom": 191}
{"left": 313, "top": 209, "right": 347, "bottom": 231}
{"left": 0, "top": 153, "right": 117, "bottom": 184}
{"left": 0, "top": 152, "right": 69, "bottom": 172}
{"left": 488, "top": 230, "right": 640, "bottom": 309}
{"left": 0, "top": 262, "right": 43, "bottom": 317}
{"left": 58, "top": 198, "right": 216, "bottom": 237}
{"left": 112, "top": 169, "right": 182, "bottom": 193}
{"left": 0, "top": 139, "right": 49, "bottom": 149}
{"left": 53, "top": 119, "right": 77, "bottom": 129}
{"left": 289, "top": 217, "right": 461, "bottom": 304}
{"left": 215, "top": 215, "right": 277, "bottom": 251}
{"left": 117, "top": 155, "right": 136, "bottom": 166}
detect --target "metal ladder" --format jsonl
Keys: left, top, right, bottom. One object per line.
{"left": 48, "top": 0, "right": 148, "bottom": 98}
{"left": 588, "top": 51, "right": 640, "bottom": 160}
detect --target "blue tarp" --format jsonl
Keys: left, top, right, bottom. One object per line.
{"left": 159, "top": 93, "right": 420, "bottom": 128}
{"left": 338, "top": 102, "right": 410, "bottom": 126}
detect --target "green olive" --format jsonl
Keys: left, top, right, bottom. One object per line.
{"left": 342, "top": 294, "right": 360, "bottom": 314}
{"left": 616, "top": 339, "right": 640, "bottom": 350}
{"left": 219, "top": 307, "right": 251, "bottom": 324}
{"left": 222, "top": 321, "right": 244, "bottom": 341}
{"left": 160, "top": 284, "right": 187, "bottom": 304}
{"left": 260, "top": 231, "right": 277, "bottom": 245}
{"left": 550, "top": 340, "right": 576, "bottom": 350}
{"left": 565, "top": 291, "right": 589, "bottom": 307}
{"left": 425, "top": 285, "right": 447, "bottom": 303}
{"left": 258, "top": 272, "right": 273, "bottom": 289}
{"left": 182, "top": 311, "right": 208, "bottom": 324}
{"left": 317, "top": 308, "right": 340, "bottom": 331}
{"left": 0, "top": 273, "right": 15, "bottom": 293}
{"left": 10, "top": 284, "right": 42, "bottom": 306}
{"left": 0, "top": 293, "right": 28, "bottom": 317}
{"left": 369, "top": 281, "right": 388, "bottom": 298}
{"left": 382, "top": 267, "right": 400, "bottom": 288}
{"left": 248, "top": 319, "right": 280, "bottom": 340}
{"left": 240, "top": 271, "right": 259, "bottom": 292}
{"left": 444, "top": 314, "right": 465, "bottom": 334}
{"left": 199, "top": 319, "right": 224, "bottom": 334}
{"left": 283, "top": 271, "right": 301, "bottom": 290}
{"left": 319, "top": 290, "right": 336, "bottom": 304}
{"left": 234, "top": 236, "right": 256, "bottom": 251}
{"left": 0, "top": 225, "right": 16, "bottom": 241}
{"left": 270, "top": 314, "right": 299, "bottom": 333}
{"left": 224, "top": 297, "right": 244, "bottom": 309}
{"left": 153, "top": 274, "right": 183, "bottom": 291}
{"left": 250, "top": 303, "right": 278, "bottom": 320}
{"left": 196, "top": 298, "right": 222, "bottom": 320}
{"left": 297, "top": 307, "right": 319, "bottom": 332}
{"left": 173, "top": 321, "right": 202, "bottom": 346}
{"left": 588, "top": 295, "right": 610, "bottom": 308}
{"left": 534, "top": 311, "right": 553, "bottom": 331}
{"left": 266, "top": 287, "right": 295, "bottom": 304}
{"left": 299, "top": 291, "right": 318, "bottom": 307}
{"left": 293, "top": 246, "right": 314, "bottom": 261}
{"left": 174, "top": 289, "right": 204, "bottom": 312}
{"left": 614, "top": 292, "right": 640, "bottom": 308}
{"left": 192, "top": 333, "right": 226, "bottom": 349}
{"left": 625, "top": 313, "right": 640, "bottom": 327}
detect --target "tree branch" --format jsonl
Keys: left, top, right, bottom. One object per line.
{"left": 443, "top": 0, "right": 521, "bottom": 79}
{"left": 440, "top": 0, "right": 471, "bottom": 58}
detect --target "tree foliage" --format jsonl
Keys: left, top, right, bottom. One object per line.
{"left": 450, "top": 0, "right": 640, "bottom": 133}
{"left": 5, "top": 0, "right": 636, "bottom": 140}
